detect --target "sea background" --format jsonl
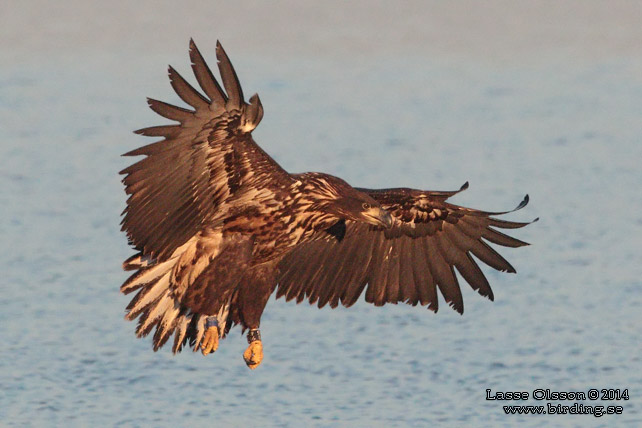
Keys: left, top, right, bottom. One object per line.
{"left": 1, "top": 2, "right": 641, "bottom": 427}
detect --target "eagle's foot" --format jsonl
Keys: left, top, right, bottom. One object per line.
{"left": 243, "top": 329, "right": 263, "bottom": 369}
{"left": 201, "top": 317, "right": 219, "bottom": 356}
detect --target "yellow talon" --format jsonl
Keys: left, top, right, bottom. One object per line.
{"left": 201, "top": 326, "right": 219, "bottom": 355}
{"left": 243, "top": 340, "right": 263, "bottom": 369}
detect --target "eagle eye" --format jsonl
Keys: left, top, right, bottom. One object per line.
{"left": 362, "top": 202, "right": 371, "bottom": 210}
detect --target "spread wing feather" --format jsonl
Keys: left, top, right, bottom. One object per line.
{"left": 215, "top": 41, "right": 244, "bottom": 109}
{"left": 277, "top": 184, "right": 536, "bottom": 314}
{"left": 120, "top": 39, "right": 282, "bottom": 261}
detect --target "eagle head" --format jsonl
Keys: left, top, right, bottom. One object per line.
{"left": 301, "top": 173, "right": 393, "bottom": 229}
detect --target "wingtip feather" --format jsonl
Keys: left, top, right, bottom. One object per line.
{"left": 215, "top": 40, "right": 244, "bottom": 107}
{"left": 515, "top": 194, "right": 529, "bottom": 211}
{"left": 189, "top": 38, "right": 227, "bottom": 106}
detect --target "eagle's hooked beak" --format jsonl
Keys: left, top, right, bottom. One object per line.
{"left": 363, "top": 207, "right": 393, "bottom": 229}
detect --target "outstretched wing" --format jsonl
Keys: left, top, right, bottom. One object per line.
{"left": 276, "top": 183, "right": 537, "bottom": 313}
{"left": 121, "top": 40, "right": 288, "bottom": 261}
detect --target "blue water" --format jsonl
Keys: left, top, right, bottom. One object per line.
{"left": 2, "top": 6, "right": 642, "bottom": 427}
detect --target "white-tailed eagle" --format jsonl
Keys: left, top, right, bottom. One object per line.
{"left": 120, "top": 40, "right": 536, "bottom": 369}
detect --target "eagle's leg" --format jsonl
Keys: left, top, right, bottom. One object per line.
{"left": 201, "top": 316, "right": 220, "bottom": 356}
{"left": 237, "top": 264, "right": 275, "bottom": 369}
{"left": 243, "top": 329, "right": 263, "bottom": 369}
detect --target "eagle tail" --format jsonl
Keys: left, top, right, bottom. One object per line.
{"left": 120, "top": 253, "right": 230, "bottom": 353}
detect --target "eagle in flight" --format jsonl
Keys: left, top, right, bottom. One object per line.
{"left": 120, "top": 40, "right": 535, "bottom": 369}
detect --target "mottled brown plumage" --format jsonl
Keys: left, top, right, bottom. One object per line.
{"left": 119, "top": 40, "right": 535, "bottom": 366}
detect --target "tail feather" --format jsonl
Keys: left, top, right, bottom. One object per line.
{"left": 125, "top": 271, "right": 172, "bottom": 320}
{"left": 121, "top": 257, "right": 175, "bottom": 294}
{"left": 192, "top": 315, "right": 207, "bottom": 352}
{"left": 134, "top": 306, "right": 156, "bottom": 338}
{"left": 136, "top": 289, "right": 175, "bottom": 337}
{"left": 172, "top": 313, "right": 193, "bottom": 353}
{"left": 152, "top": 303, "right": 182, "bottom": 351}
{"left": 123, "top": 252, "right": 154, "bottom": 271}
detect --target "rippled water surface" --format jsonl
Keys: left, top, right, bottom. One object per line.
{"left": 2, "top": 2, "right": 642, "bottom": 427}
